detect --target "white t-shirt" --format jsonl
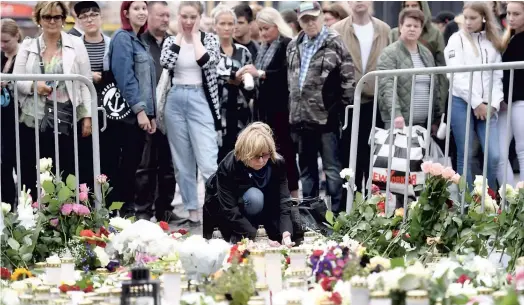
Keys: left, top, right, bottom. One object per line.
{"left": 173, "top": 42, "right": 203, "bottom": 85}
{"left": 353, "top": 22, "right": 374, "bottom": 73}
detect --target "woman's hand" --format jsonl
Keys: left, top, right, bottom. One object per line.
{"left": 137, "top": 111, "right": 152, "bottom": 131}
{"left": 282, "top": 231, "right": 295, "bottom": 248}
{"left": 474, "top": 104, "right": 496, "bottom": 120}
{"left": 394, "top": 116, "right": 405, "bottom": 129}
{"left": 191, "top": 15, "right": 201, "bottom": 40}
{"left": 149, "top": 118, "right": 157, "bottom": 134}
{"left": 228, "top": 70, "right": 243, "bottom": 86}
{"left": 82, "top": 118, "right": 92, "bottom": 137}
{"left": 268, "top": 240, "right": 281, "bottom": 247}
{"left": 36, "top": 81, "right": 52, "bottom": 96}
{"left": 240, "top": 64, "right": 259, "bottom": 77}
{"left": 92, "top": 72, "right": 102, "bottom": 84}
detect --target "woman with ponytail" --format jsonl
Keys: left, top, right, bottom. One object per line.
{"left": 444, "top": 2, "right": 504, "bottom": 190}
{"left": 498, "top": 1, "right": 524, "bottom": 185}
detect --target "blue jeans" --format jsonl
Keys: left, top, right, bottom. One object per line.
{"left": 450, "top": 96, "right": 500, "bottom": 190}
{"left": 293, "top": 130, "right": 343, "bottom": 212}
{"left": 165, "top": 85, "right": 218, "bottom": 211}
{"left": 242, "top": 187, "right": 264, "bottom": 224}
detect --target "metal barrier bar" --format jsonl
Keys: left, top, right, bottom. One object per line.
{"left": 366, "top": 76, "right": 380, "bottom": 195}
{"left": 52, "top": 82, "right": 60, "bottom": 179}
{"left": 403, "top": 75, "right": 416, "bottom": 221}
{"left": 480, "top": 71, "right": 495, "bottom": 213}
{"left": 460, "top": 72, "right": 474, "bottom": 215}
{"left": 501, "top": 69, "right": 515, "bottom": 210}
{"left": 424, "top": 74, "right": 436, "bottom": 159}
{"left": 385, "top": 77, "right": 398, "bottom": 214}
{"left": 343, "top": 61, "right": 524, "bottom": 213}
{"left": 72, "top": 84, "right": 80, "bottom": 205}
{"left": 0, "top": 74, "right": 103, "bottom": 209}
{"left": 34, "top": 81, "right": 42, "bottom": 207}
{"left": 444, "top": 73, "right": 454, "bottom": 168}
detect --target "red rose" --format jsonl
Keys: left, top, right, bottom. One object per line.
{"left": 456, "top": 274, "right": 471, "bottom": 284}
{"left": 1, "top": 267, "right": 11, "bottom": 280}
{"left": 446, "top": 199, "right": 453, "bottom": 209}
{"left": 377, "top": 201, "right": 385, "bottom": 213}
{"left": 404, "top": 233, "right": 411, "bottom": 239}
{"left": 488, "top": 188, "right": 496, "bottom": 200}
{"left": 312, "top": 250, "right": 324, "bottom": 257}
{"left": 177, "top": 228, "right": 188, "bottom": 235}
{"left": 83, "top": 285, "right": 94, "bottom": 293}
{"left": 497, "top": 208, "right": 502, "bottom": 215}
{"left": 58, "top": 284, "right": 69, "bottom": 293}
{"left": 329, "top": 292, "right": 343, "bottom": 305}
{"left": 80, "top": 230, "right": 96, "bottom": 244}
{"left": 392, "top": 230, "right": 399, "bottom": 238}
{"left": 320, "top": 277, "right": 333, "bottom": 291}
{"left": 159, "top": 221, "right": 169, "bottom": 231}
{"left": 98, "top": 227, "right": 109, "bottom": 237}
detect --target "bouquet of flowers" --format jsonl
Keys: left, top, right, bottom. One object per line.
{"left": 308, "top": 243, "right": 354, "bottom": 283}
{"left": 177, "top": 235, "right": 230, "bottom": 281}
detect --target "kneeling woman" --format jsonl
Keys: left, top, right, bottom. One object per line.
{"left": 203, "top": 122, "right": 293, "bottom": 246}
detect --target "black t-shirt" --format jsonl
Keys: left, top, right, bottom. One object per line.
{"left": 233, "top": 39, "right": 260, "bottom": 60}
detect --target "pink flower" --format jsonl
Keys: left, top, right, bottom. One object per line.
{"left": 50, "top": 218, "right": 59, "bottom": 227}
{"left": 32, "top": 202, "right": 39, "bottom": 209}
{"left": 79, "top": 183, "right": 89, "bottom": 193}
{"left": 451, "top": 173, "right": 461, "bottom": 184}
{"left": 96, "top": 174, "right": 108, "bottom": 184}
{"left": 371, "top": 184, "right": 381, "bottom": 195}
{"left": 430, "top": 163, "right": 444, "bottom": 176}
{"left": 79, "top": 191, "right": 89, "bottom": 202}
{"left": 421, "top": 161, "right": 433, "bottom": 174}
{"left": 61, "top": 204, "right": 73, "bottom": 216}
{"left": 442, "top": 167, "right": 456, "bottom": 180}
{"left": 516, "top": 181, "right": 524, "bottom": 190}
{"left": 76, "top": 205, "right": 90, "bottom": 216}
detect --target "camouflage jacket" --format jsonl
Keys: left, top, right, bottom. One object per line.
{"left": 286, "top": 28, "right": 355, "bottom": 130}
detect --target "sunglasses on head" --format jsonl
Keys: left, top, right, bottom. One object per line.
{"left": 41, "top": 15, "right": 64, "bottom": 22}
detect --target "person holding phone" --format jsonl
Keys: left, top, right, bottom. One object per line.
{"left": 160, "top": 1, "right": 221, "bottom": 227}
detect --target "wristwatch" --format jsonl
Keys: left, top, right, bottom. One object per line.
{"left": 257, "top": 70, "right": 266, "bottom": 79}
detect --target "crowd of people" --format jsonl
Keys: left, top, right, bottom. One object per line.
{"left": 1, "top": 1, "right": 524, "bottom": 243}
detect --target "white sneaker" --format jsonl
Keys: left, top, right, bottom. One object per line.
{"left": 173, "top": 205, "right": 189, "bottom": 218}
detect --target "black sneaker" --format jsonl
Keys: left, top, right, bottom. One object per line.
{"left": 159, "top": 211, "right": 188, "bottom": 224}
{"left": 186, "top": 219, "right": 201, "bottom": 228}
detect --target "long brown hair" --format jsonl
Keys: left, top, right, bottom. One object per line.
{"left": 1, "top": 18, "right": 22, "bottom": 42}
{"left": 463, "top": 1, "right": 504, "bottom": 53}
{"left": 502, "top": 1, "right": 524, "bottom": 50}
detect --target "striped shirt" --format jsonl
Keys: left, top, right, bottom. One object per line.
{"left": 84, "top": 38, "right": 105, "bottom": 72}
{"left": 410, "top": 52, "right": 430, "bottom": 124}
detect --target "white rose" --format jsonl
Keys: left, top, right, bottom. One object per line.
{"left": 109, "top": 217, "right": 132, "bottom": 231}
{"left": 340, "top": 168, "right": 354, "bottom": 180}
{"left": 94, "top": 246, "right": 110, "bottom": 267}
{"left": 39, "top": 158, "right": 53, "bottom": 173}
{"left": 40, "top": 171, "right": 53, "bottom": 183}
{"left": 1, "top": 288, "right": 20, "bottom": 305}
{"left": 1, "top": 202, "right": 11, "bottom": 214}
{"left": 499, "top": 184, "right": 517, "bottom": 200}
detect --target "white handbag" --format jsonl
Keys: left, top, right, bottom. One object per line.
{"left": 156, "top": 68, "right": 172, "bottom": 134}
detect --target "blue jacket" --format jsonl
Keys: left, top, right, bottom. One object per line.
{"left": 108, "top": 29, "right": 156, "bottom": 117}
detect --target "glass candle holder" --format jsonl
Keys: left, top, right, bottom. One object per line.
{"left": 163, "top": 267, "right": 182, "bottom": 305}
{"left": 288, "top": 279, "right": 307, "bottom": 292}
{"left": 251, "top": 249, "right": 266, "bottom": 285}
{"left": 95, "top": 288, "right": 111, "bottom": 303}
{"left": 19, "top": 295, "right": 33, "bottom": 305}
{"left": 287, "top": 299, "right": 302, "bottom": 305}
{"left": 61, "top": 257, "right": 76, "bottom": 283}
{"left": 46, "top": 262, "right": 62, "bottom": 285}
{"left": 68, "top": 290, "right": 86, "bottom": 305}
{"left": 265, "top": 248, "right": 283, "bottom": 294}
{"left": 303, "top": 232, "right": 317, "bottom": 245}
{"left": 476, "top": 287, "right": 494, "bottom": 303}
{"left": 406, "top": 290, "right": 429, "bottom": 305}
{"left": 370, "top": 291, "right": 392, "bottom": 305}
{"left": 350, "top": 279, "right": 369, "bottom": 305}
{"left": 109, "top": 288, "right": 121, "bottom": 304}
{"left": 35, "top": 286, "right": 51, "bottom": 300}
{"left": 289, "top": 248, "right": 307, "bottom": 271}
{"left": 256, "top": 283, "right": 270, "bottom": 305}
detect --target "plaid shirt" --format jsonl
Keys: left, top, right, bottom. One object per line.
{"left": 298, "top": 26, "right": 329, "bottom": 90}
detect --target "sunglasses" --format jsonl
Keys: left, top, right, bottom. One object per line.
{"left": 252, "top": 153, "right": 271, "bottom": 161}
{"left": 41, "top": 15, "right": 64, "bottom": 22}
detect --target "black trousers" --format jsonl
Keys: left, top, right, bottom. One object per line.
{"left": 1, "top": 102, "right": 17, "bottom": 205}
{"left": 135, "top": 131, "right": 176, "bottom": 220}
{"left": 19, "top": 122, "right": 75, "bottom": 195}
{"left": 100, "top": 120, "right": 145, "bottom": 215}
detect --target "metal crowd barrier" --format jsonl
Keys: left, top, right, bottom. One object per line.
{"left": 343, "top": 61, "right": 524, "bottom": 217}
{"left": 0, "top": 74, "right": 106, "bottom": 209}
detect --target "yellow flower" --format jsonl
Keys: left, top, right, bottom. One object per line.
{"left": 11, "top": 268, "right": 33, "bottom": 281}
{"left": 394, "top": 208, "right": 405, "bottom": 217}
{"left": 242, "top": 258, "right": 248, "bottom": 264}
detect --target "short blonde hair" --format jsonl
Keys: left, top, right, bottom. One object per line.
{"left": 33, "top": 1, "right": 68, "bottom": 25}
{"left": 234, "top": 122, "right": 278, "bottom": 165}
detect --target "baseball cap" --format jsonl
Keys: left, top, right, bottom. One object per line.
{"left": 296, "top": 1, "right": 322, "bottom": 19}
{"left": 74, "top": 1, "right": 100, "bottom": 16}
{"left": 433, "top": 11, "right": 455, "bottom": 24}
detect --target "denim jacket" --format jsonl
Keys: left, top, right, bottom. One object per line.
{"left": 108, "top": 29, "right": 156, "bottom": 117}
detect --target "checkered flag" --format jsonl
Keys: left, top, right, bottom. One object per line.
{"left": 370, "top": 126, "right": 428, "bottom": 197}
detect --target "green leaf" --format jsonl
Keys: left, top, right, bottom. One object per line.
{"left": 364, "top": 206, "right": 374, "bottom": 221}
{"left": 48, "top": 199, "right": 60, "bottom": 214}
{"left": 390, "top": 257, "right": 405, "bottom": 268}
{"left": 66, "top": 175, "right": 77, "bottom": 191}
{"left": 334, "top": 222, "right": 342, "bottom": 232}
{"left": 7, "top": 238, "right": 20, "bottom": 250}
{"left": 58, "top": 186, "right": 72, "bottom": 202}
{"left": 385, "top": 230, "right": 393, "bottom": 241}
{"left": 23, "top": 235, "right": 33, "bottom": 247}
{"left": 452, "top": 216, "right": 463, "bottom": 227}
{"left": 21, "top": 253, "right": 32, "bottom": 262}
{"left": 42, "top": 180, "right": 55, "bottom": 195}
{"left": 326, "top": 210, "right": 335, "bottom": 225}
{"left": 108, "top": 201, "right": 124, "bottom": 211}
{"left": 399, "top": 274, "right": 420, "bottom": 290}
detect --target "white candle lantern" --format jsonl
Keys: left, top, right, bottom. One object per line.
{"left": 264, "top": 248, "right": 283, "bottom": 294}
{"left": 406, "top": 290, "right": 430, "bottom": 305}
{"left": 256, "top": 283, "right": 270, "bottom": 305}
{"left": 303, "top": 232, "right": 316, "bottom": 245}
{"left": 46, "top": 262, "right": 62, "bottom": 285}
{"left": 288, "top": 279, "right": 307, "bottom": 292}
{"left": 251, "top": 249, "right": 266, "bottom": 285}
{"left": 163, "top": 267, "right": 182, "bottom": 305}
{"left": 60, "top": 257, "right": 75, "bottom": 283}
{"left": 289, "top": 248, "right": 307, "bottom": 271}
{"left": 350, "top": 278, "right": 369, "bottom": 305}
{"left": 370, "top": 291, "right": 392, "bottom": 305}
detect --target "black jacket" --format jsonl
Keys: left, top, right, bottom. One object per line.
{"left": 203, "top": 151, "right": 293, "bottom": 242}
{"left": 503, "top": 32, "right": 524, "bottom": 103}
{"left": 256, "top": 37, "right": 291, "bottom": 120}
